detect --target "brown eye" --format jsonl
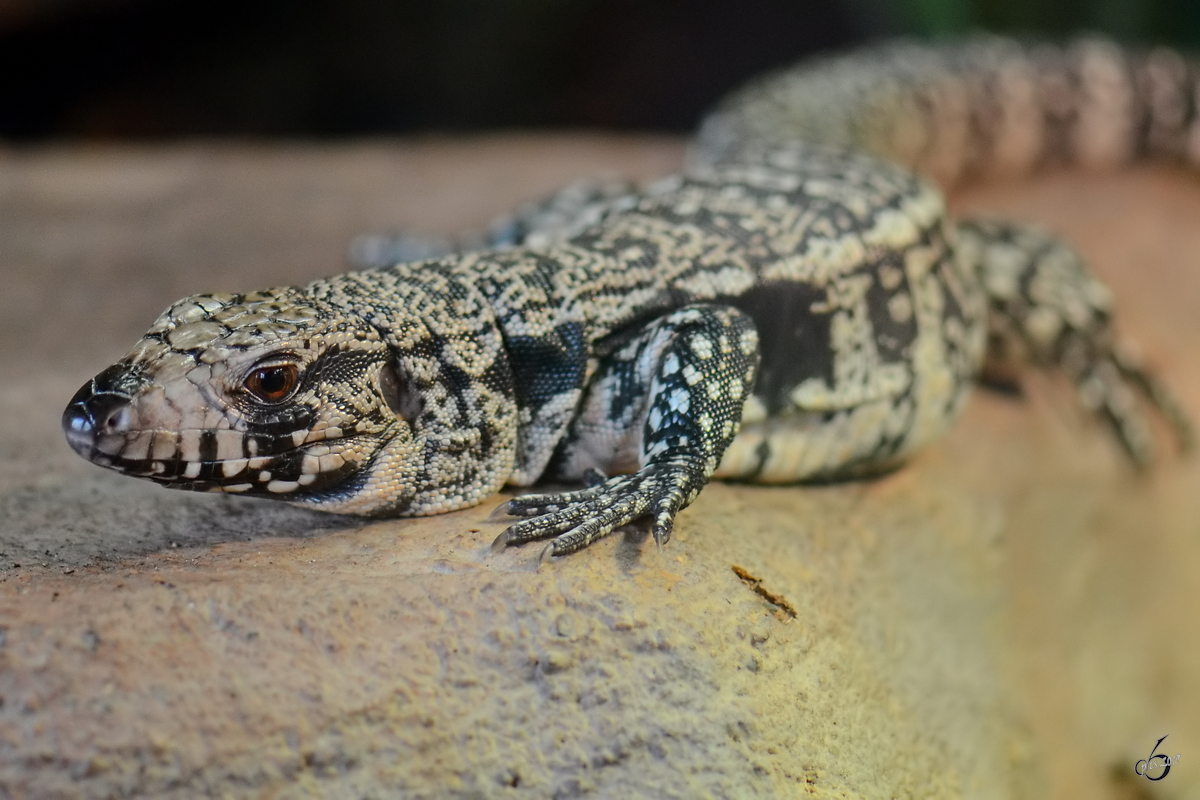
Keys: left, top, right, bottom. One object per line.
{"left": 244, "top": 363, "right": 300, "bottom": 403}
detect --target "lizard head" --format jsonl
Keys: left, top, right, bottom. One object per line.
{"left": 61, "top": 287, "right": 427, "bottom": 514}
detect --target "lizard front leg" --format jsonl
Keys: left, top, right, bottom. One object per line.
{"left": 494, "top": 304, "right": 759, "bottom": 559}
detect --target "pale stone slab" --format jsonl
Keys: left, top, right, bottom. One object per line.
{"left": 0, "top": 139, "right": 1197, "bottom": 798}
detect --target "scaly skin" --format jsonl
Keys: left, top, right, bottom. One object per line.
{"left": 64, "top": 37, "right": 1195, "bottom": 558}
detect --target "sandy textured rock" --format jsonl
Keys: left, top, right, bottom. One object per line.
{"left": 0, "top": 137, "right": 1197, "bottom": 799}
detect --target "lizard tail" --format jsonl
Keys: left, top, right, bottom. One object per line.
{"left": 692, "top": 36, "right": 1200, "bottom": 189}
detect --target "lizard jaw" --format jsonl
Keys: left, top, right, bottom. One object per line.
{"left": 62, "top": 363, "right": 365, "bottom": 494}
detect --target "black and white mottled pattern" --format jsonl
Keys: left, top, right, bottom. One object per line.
{"left": 499, "top": 303, "right": 759, "bottom": 558}
{"left": 64, "top": 37, "right": 1195, "bottom": 558}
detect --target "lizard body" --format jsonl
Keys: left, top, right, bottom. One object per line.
{"left": 64, "top": 37, "right": 1194, "bottom": 557}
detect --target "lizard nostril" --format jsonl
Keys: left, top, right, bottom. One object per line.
{"left": 99, "top": 403, "right": 132, "bottom": 433}
{"left": 62, "top": 379, "right": 137, "bottom": 457}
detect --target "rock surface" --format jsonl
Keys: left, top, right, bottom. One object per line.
{"left": 0, "top": 136, "right": 1197, "bottom": 799}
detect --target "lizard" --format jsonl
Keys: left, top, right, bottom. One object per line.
{"left": 62, "top": 36, "right": 1195, "bottom": 560}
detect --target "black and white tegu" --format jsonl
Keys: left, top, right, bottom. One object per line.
{"left": 63, "top": 37, "right": 1195, "bottom": 558}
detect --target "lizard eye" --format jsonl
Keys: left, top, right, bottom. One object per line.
{"left": 244, "top": 362, "right": 300, "bottom": 404}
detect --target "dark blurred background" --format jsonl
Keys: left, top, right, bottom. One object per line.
{"left": 2, "top": 0, "right": 1199, "bottom": 141}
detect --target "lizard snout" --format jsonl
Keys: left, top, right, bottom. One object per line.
{"left": 62, "top": 365, "right": 145, "bottom": 459}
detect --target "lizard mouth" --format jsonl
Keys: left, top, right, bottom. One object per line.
{"left": 63, "top": 372, "right": 362, "bottom": 496}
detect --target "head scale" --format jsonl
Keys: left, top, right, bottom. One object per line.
{"left": 63, "top": 275, "right": 518, "bottom": 517}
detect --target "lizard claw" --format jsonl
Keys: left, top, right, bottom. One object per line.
{"left": 652, "top": 511, "right": 674, "bottom": 552}
{"left": 489, "top": 528, "right": 512, "bottom": 553}
{"left": 497, "top": 458, "right": 703, "bottom": 557}
{"left": 486, "top": 500, "right": 518, "bottom": 523}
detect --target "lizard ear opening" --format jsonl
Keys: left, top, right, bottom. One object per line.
{"left": 378, "top": 357, "right": 422, "bottom": 421}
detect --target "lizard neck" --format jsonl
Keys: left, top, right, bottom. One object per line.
{"left": 306, "top": 261, "right": 522, "bottom": 515}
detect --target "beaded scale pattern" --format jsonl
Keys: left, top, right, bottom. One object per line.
{"left": 64, "top": 37, "right": 1194, "bottom": 558}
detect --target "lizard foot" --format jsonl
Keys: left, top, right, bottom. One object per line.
{"left": 491, "top": 459, "right": 703, "bottom": 559}
{"left": 1072, "top": 341, "right": 1194, "bottom": 467}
